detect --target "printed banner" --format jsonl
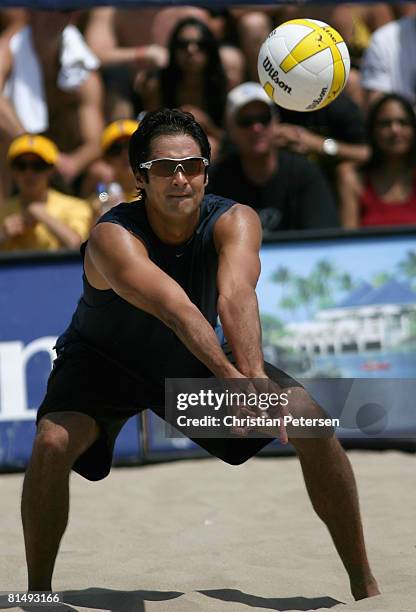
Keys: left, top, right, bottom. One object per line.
{"left": 1, "top": 227, "right": 415, "bottom": 468}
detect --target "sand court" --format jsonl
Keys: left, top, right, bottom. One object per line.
{"left": 0, "top": 450, "right": 415, "bottom": 612}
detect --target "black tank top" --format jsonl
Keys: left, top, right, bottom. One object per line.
{"left": 58, "top": 194, "right": 235, "bottom": 385}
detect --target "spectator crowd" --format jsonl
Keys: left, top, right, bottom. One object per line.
{"left": 1, "top": 3, "right": 416, "bottom": 252}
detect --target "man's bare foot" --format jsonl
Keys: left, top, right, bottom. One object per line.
{"left": 351, "top": 577, "right": 380, "bottom": 600}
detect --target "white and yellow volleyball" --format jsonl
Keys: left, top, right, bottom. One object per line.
{"left": 257, "top": 18, "right": 350, "bottom": 112}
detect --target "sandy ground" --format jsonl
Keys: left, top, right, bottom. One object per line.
{"left": 0, "top": 451, "right": 415, "bottom": 612}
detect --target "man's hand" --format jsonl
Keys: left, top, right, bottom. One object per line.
{"left": 224, "top": 373, "right": 258, "bottom": 438}
{"left": 251, "top": 377, "right": 290, "bottom": 444}
{"left": 256, "top": 377, "right": 291, "bottom": 444}
{"left": 0, "top": 212, "right": 36, "bottom": 240}
{"left": 26, "top": 201, "right": 47, "bottom": 219}
{"left": 25, "top": 200, "right": 85, "bottom": 248}
{"left": 144, "top": 44, "right": 169, "bottom": 68}
{"left": 226, "top": 375, "right": 290, "bottom": 444}
{"left": 274, "top": 123, "right": 324, "bottom": 155}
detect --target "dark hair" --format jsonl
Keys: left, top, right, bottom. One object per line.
{"left": 160, "top": 17, "right": 227, "bottom": 128}
{"left": 129, "top": 108, "right": 211, "bottom": 180}
{"left": 365, "top": 93, "right": 416, "bottom": 170}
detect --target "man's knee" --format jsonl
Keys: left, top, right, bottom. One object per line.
{"left": 33, "top": 413, "right": 99, "bottom": 469}
{"left": 290, "top": 434, "right": 340, "bottom": 459}
{"left": 285, "top": 387, "right": 335, "bottom": 441}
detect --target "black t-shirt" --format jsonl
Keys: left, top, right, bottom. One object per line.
{"left": 57, "top": 194, "right": 235, "bottom": 384}
{"left": 278, "top": 93, "right": 367, "bottom": 192}
{"left": 277, "top": 92, "right": 366, "bottom": 143}
{"left": 207, "top": 149, "right": 339, "bottom": 233}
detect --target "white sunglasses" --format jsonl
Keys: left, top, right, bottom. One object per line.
{"left": 139, "top": 156, "right": 209, "bottom": 177}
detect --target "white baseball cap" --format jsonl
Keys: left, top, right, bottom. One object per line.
{"left": 226, "top": 82, "right": 273, "bottom": 118}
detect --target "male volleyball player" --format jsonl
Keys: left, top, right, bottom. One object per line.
{"left": 21, "top": 109, "right": 379, "bottom": 601}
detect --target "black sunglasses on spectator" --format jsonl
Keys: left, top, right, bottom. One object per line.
{"left": 176, "top": 38, "right": 209, "bottom": 52}
{"left": 12, "top": 159, "right": 51, "bottom": 172}
{"left": 235, "top": 110, "right": 273, "bottom": 128}
{"left": 106, "top": 140, "right": 130, "bottom": 157}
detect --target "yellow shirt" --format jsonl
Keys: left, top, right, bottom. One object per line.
{"left": 0, "top": 189, "right": 93, "bottom": 251}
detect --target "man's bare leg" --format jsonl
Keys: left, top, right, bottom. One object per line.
{"left": 21, "top": 412, "right": 99, "bottom": 591}
{"left": 292, "top": 435, "right": 380, "bottom": 600}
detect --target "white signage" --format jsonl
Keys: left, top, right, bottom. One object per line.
{"left": 0, "top": 337, "right": 57, "bottom": 421}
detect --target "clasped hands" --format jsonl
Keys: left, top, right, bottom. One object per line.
{"left": 226, "top": 377, "right": 292, "bottom": 444}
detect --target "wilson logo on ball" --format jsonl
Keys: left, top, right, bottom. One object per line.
{"left": 262, "top": 56, "right": 292, "bottom": 94}
{"left": 257, "top": 18, "right": 350, "bottom": 112}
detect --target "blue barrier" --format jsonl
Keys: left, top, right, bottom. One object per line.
{"left": 0, "top": 252, "right": 145, "bottom": 471}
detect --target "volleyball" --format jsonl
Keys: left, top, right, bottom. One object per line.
{"left": 257, "top": 18, "right": 350, "bottom": 112}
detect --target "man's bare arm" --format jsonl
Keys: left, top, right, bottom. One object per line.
{"left": 86, "top": 222, "right": 242, "bottom": 379}
{"left": 84, "top": 8, "right": 118, "bottom": 64}
{"left": 214, "top": 205, "right": 265, "bottom": 378}
{"left": 337, "top": 162, "right": 361, "bottom": 229}
{"left": 0, "top": 36, "right": 25, "bottom": 139}
{"left": 25, "top": 203, "right": 85, "bottom": 248}
{"left": 214, "top": 205, "right": 291, "bottom": 444}
{"left": 85, "top": 7, "right": 167, "bottom": 67}
{"left": 58, "top": 71, "right": 104, "bottom": 180}
{"left": 275, "top": 124, "right": 370, "bottom": 164}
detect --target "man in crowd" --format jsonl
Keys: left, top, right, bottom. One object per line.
{"left": 360, "top": 14, "right": 416, "bottom": 110}
{"left": 0, "top": 9, "right": 104, "bottom": 194}
{"left": 208, "top": 82, "right": 339, "bottom": 234}
{"left": 275, "top": 92, "right": 370, "bottom": 186}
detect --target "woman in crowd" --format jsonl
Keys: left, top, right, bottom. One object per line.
{"left": 137, "top": 17, "right": 228, "bottom": 158}
{"left": 339, "top": 93, "right": 416, "bottom": 228}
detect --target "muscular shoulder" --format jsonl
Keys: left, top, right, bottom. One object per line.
{"left": 85, "top": 220, "right": 148, "bottom": 291}
{"left": 86, "top": 220, "right": 149, "bottom": 275}
{"left": 213, "top": 203, "right": 261, "bottom": 249}
{"left": 216, "top": 202, "right": 260, "bottom": 225}
{"left": 88, "top": 217, "right": 140, "bottom": 247}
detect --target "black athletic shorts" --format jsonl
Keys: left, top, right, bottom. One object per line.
{"left": 37, "top": 342, "right": 303, "bottom": 481}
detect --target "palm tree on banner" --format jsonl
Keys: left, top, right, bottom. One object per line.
{"left": 397, "top": 250, "right": 416, "bottom": 290}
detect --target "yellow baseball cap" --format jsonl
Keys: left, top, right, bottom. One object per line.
{"left": 101, "top": 119, "right": 138, "bottom": 153}
{"left": 7, "top": 134, "right": 59, "bottom": 166}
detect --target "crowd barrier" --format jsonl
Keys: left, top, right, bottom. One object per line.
{"left": 0, "top": 226, "right": 415, "bottom": 472}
